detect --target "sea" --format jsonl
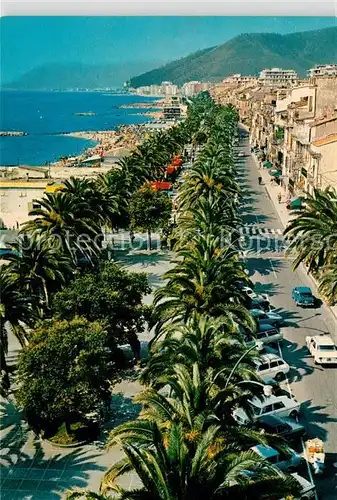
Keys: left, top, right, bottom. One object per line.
{"left": 0, "top": 91, "right": 159, "bottom": 166}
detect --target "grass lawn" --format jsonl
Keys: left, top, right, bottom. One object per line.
{"left": 46, "top": 421, "right": 98, "bottom": 445}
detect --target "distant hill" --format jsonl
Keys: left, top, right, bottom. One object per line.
{"left": 3, "top": 61, "right": 166, "bottom": 91}
{"left": 130, "top": 26, "right": 337, "bottom": 87}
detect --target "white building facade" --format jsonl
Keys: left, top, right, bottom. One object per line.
{"left": 259, "top": 68, "right": 298, "bottom": 87}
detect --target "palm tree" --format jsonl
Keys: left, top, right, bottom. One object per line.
{"left": 0, "top": 267, "right": 34, "bottom": 395}
{"left": 95, "top": 171, "right": 130, "bottom": 230}
{"left": 21, "top": 191, "right": 102, "bottom": 264}
{"left": 153, "top": 236, "right": 254, "bottom": 336}
{"left": 284, "top": 186, "right": 337, "bottom": 274}
{"left": 318, "top": 262, "right": 337, "bottom": 304}
{"left": 7, "top": 233, "right": 73, "bottom": 309}
{"left": 100, "top": 422, "right": 300, "bottom": 499}
{"left": 141, "top": 315, "right": 255, "bottom": 388}
{"left": 65, "top": 491, "right": 110, "bottom": 499}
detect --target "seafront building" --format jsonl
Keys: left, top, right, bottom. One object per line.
{"left": 133, "top": 80, "right": 214, "bottom": 97}
{"left": 211, "top": 70, "right": 337, "bottom": 195}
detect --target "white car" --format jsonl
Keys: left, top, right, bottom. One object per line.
{"left": 250, "top": 444, "right": 303, "bottom": 471}
{"left": 305, "top": 335, "right": 337, "bottom": 365}
{"left": 254, "top": 352, "right": 290, "bottom": 381}
{"left": 237, "top": 151, "right": 245, "bottom": 157}
{"left": 254, "top": 324, "right": 283, "bottom": 345}
{"left": 242, "top": 286, "right": 270, "bottom": 304}
{"left": 250, "top": 309, "right": 283, "bottom": 327}
{"left": 233, "top": 394, "right": 301, "bottom": 425}
{"left": 280, "top": 473, "right": 316, "bottom": 500}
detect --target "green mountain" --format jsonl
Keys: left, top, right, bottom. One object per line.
{"left": 130, "top": 26, "right": 337, "bottom": 87}
{"left": 3, "top": 61, "right": 166, "bottom": 90}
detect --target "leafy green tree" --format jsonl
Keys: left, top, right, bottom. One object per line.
{"left": 129, "top": 184, "right": 172, "bottom": 250}
{"left": 51, "top": 262, "right": 151, "bottom": 361}
{"left": 15, "top": 316, "right": 118, "bottom": 434}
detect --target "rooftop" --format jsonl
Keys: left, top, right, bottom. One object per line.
{"left": 312, "top": 133, "right": 337, "bottom": 147}
{"left": 312, "top": 335, "right": 335, "bottom": 346}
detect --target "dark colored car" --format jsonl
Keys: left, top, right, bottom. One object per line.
{"left": 292, "top": 286, "right": 315, "bottom": 307}
{"left": 256, "top": 414, "right": 306, "bottom": 440}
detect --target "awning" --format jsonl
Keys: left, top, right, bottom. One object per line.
{"left": 289, "top": 197, "right": 303, "bottom": 209}
{"left": 270, "top": 170, "right": 282, "bottom": 178}
{"left": 264, "top": 161, "right": 273, "bottom": 168}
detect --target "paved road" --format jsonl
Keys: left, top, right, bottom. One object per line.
{"left": 239, "top": 137, "right": 337, "bottom": 499}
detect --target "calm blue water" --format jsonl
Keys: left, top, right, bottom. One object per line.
{"left": 0, "top": 91, "right": 158, "bottom": 166}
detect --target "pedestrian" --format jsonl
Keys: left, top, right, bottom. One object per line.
{"left": 278, "top": 193, "right": 282, "bottom": 204}
{"left": 258, "top": 176, "right": 262, "bottom": 185}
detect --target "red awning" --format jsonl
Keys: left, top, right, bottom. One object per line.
{"left": 150, "top": 181, "right": 171, "bottom": 191}
{"left": 166, "top": 165, "right": 177, "bottom": 175}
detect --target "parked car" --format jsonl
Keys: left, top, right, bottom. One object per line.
{"left": 248, "top": 296, "right": 271, "bottom": 312}
{"left": 250, "top": 444, "right": 303, "bottom": 471}
{"left": 242, "top": 286, "right": 270, "bottom": 304}
{"left": 237, "top": 151, "right": 245, "bottom": 157}
{"left": 250, "top": 309, "right": 283, "bottom": 327}
{"left": 254, "top": 352, "right": 289, "bottom": 381}
{"left": 261, "top": 377, "right": 293, "bottom": 399}
{"left": 256, "top": 414, "right": 306, "bottom": 440}
{"left": 283, "top": 473, "right": 316, "bottom": 500}
{"left": 245, "top": 324, "right": 283, "bottom": 346}
{"left": 292, "top": 286, "right": 315, "bottom": 307}
{"left": 233, "top": 394, "right": 301, "bottom": 425}
{"left": 305, "top": 335, "right": 337, "bottom": 365}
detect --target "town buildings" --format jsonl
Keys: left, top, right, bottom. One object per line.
{"left": 258, "top": 68, "right": 298, "bottom": 87}
{"left": 133, "top": 81, "right": 214, "bottom": 97}
{"left": 308, "top": 64, "right": 337, "bottom": 78}
{"left": 211, "top": 70, "right": 337, "bottom": 195}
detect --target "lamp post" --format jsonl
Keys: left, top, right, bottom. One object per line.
{"left": 212, "top": 341, "right": 263, "bottom": 391}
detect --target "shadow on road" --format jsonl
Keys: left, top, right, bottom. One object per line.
{"left": 254, "top": 281, "right": 281, "bottom": 296}
{"left": 246, "top": 257, "right": 286, "bottom": 276}
{"left": 299, "top": 400, "right": 337, "bottom": 442}
{"left": 1, "top": 400, "right": 105, "bottom": 499}
{"left": 280, "top": 339, "right": 313, "bottom": 381}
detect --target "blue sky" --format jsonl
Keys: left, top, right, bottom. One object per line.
{"left": 1, "top": 16, "right": 336, "bottom": 82}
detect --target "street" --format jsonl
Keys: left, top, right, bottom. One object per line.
{"left": 239, "top": 137, "right": 337, "bottom": 499}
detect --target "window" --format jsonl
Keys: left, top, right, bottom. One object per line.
{"left": 270, "top": 360, "right": 280, "bottom": 369}
{"left": 258, "top": 363, "right": 269, "bottom": 372}
{"left": 309, "top": 96, "right": 313, "bottom": 112}
{"left": 273, "top": 402, "right": 285, "bottom": 411}
{"left": 277, "top": 360, "right": 285, "bottom": 366}
{"left": 263, "top": 405, "right": 274, "bottom": 414}
{"left": 257, "top": 332, "right": 267, "bottom": 340}
{"left": 319, "top": 345, "right": 336, "bottom": 351}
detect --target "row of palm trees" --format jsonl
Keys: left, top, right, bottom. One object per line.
{"left": 67, "top": 94, "right": 301, "bottom": 498}
{"left": 0, "top": 113, "right": 195, "bottom": 396}
{"left": 284, "top": 186, "right": 337, "bottom": 304}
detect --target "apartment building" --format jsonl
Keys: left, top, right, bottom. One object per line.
{"left": 259, "top": 68, "right": 298, "bottom": 87}
{"left": 212, "top": 71, "right": 337, "bottom": 194}
{"left": 308, "top": 64, "right": 337, "bottom": 78}
{"left": 222, "top": 74, "right": 258, "bottom": 85}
